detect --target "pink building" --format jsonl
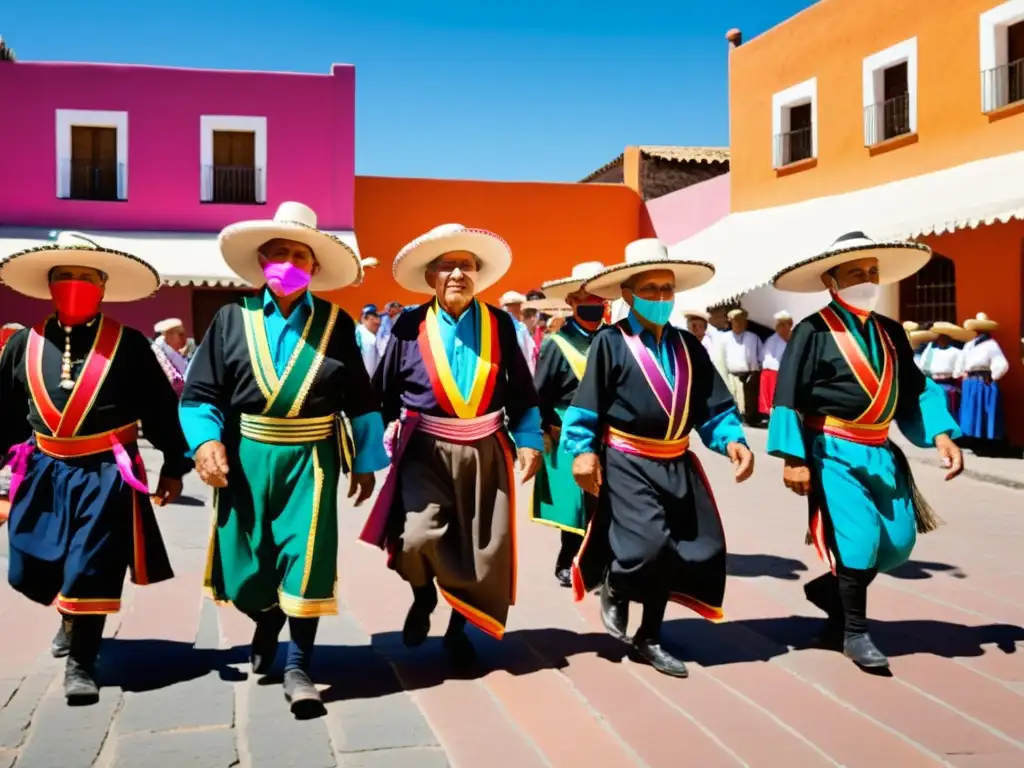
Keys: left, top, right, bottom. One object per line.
{"left": 0, "top": 59, "right": 356, "bottom": 338}
{"left": 644, "top": 173, "right": 731, "bottom": 245}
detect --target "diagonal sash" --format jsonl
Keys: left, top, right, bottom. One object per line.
{"left": 819, "top": 305, "right": 898, "bottom": 426}
{"left": 619, "top": 326, "right": 692, "bottom": 440}
{"left": 548, "top": 333, "right": 587, "bottom": 381}
{"left": 25, "top": 316, "right": 124, "bottom": 438}
{"left": 418, "top": 301, "right": 502, "bottom": 419}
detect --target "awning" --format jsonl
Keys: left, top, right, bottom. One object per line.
{"left": 0, "top": 227, "right": 361, "bottom": 288}
{"left": 669, "top": 151, "right": 1024, "bottom": 309}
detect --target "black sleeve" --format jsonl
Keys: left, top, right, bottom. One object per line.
{"left": 568, "top": 328, "right": 617, "bottom": 424}
{"left": 533, "top": 337, "right": 570, "bottom": 431}
{"left": 330, "top": 309, "right": 382, "bottom": 421}
{"left": 0, "top": 330, "right": 31, "bottom": 457}
{"left": 772, "top": 319, "right": 817, "bottom": 415}
{"left": 496, "top": 309, "right": 540, "bottom": 427}
{"left": 372, "top": 313, "right": 411, "bottom": 425}
{"left": 181, "top": 304, "right": 234, "bottom": 411}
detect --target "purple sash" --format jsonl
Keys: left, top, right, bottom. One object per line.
{"left": 359, "top": 411, "right": 422, "bottom": 549}
{"left": 619, "top": 326, "right": 691, "bottom": 439}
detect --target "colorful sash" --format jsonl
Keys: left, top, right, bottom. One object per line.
{"left": 549, "top": 333, "right": 587, "bottom": 381}
{"left": 618, "top": 325, "right": 692, "bottom": 440}
{"left": 604, "top": 426, "right": 690, "bottom": 460}
{"left": 418, "top": 301, "right": 501, "bottom": 418}
{"left": 240, "top": 295, "right": 339, "bottom": 418}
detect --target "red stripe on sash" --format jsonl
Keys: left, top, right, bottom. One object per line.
{"left": 26, "top": 321, "right": 63, "bottom": 434}
{"left": 56, "top": 317, "right": 123, "bottom": 438}
{"left": 418, "top": 317, "right": 457, "bottom": 416}
{"left": 478, "top": 310, "right": 502, "bottom": 413}
{"left": 818, "top": 306, "right": 895, "bottom": 426}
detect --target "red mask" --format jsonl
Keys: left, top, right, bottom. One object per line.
{"left": 51, "top": 280, "right": 103, "bottom": 326}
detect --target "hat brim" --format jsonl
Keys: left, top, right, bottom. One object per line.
{"left": 218, "top": 221, "right": 362, "bottom": 291}
{"left": 523, "top": 297, "right": 572, "bottom": 315}
{"left": 0, "top": 245, "right": 160, "bottom": 302}
{"left": 583, "top": 260, "right": 715, "bottom": 300}
{"left": 393, "top": 230, "right": 511, "bottom": 295}
{"left": 928, "top": 323, "right": 976, "bottom": 343}
{"left": 772, "top": 242, "right": 932, "bottom": 293}
{"left": 909, "top": 330, "right": 937, "bottom": 346}
{"left": 539, "top": 277, "right": 588, "bottom": 300}
{"left": 964, "top": 318, "right": 1000, "bottom": 332}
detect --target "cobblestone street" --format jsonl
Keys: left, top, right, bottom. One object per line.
{"left": 1, "top": 430, "right": 1022, "bottom": 767}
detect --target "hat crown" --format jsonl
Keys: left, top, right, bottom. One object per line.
{"left": 273, "top": 202, "right": 318, "bottom": 229}
{"left": 624, "top": 239, "right": 670, "bottom": 265}
{"left": 571, "top": 261, "right": 605, "bottom": 280}
{"left": 976, "top": 312, "right": 989, "bottom": 321}
{"left": 54, "top": 231, "right": 101, "bottom": 250}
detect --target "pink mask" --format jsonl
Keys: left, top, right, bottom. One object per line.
{"left": 263, "top": 261, "right": 311, "bottom": 296}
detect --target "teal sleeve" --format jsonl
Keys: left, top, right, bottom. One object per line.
{"left": 178, "top": 401, "right": 224, "bottom": 458}
{"left": 766, "top": 405, "right": 807, "bottom": 461}
{"left": 510, "top": 406, "right": 545, "bottom": 452}
{"left": 896, "top": 378, "right": 962, "bottom": 448}
{"left": 559, "top": 405, "right": 600, "bottom": 457}
{"left": 696, "top": 405, "right": 747, "bottom": 457}
{"left": 350, "top": 412, "right": 390, "bottom": 473}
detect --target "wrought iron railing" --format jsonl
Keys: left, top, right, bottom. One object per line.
{"left": 864, "top": 92, "right": 911, "bottom": 146}
{"left": 201, "top": 165, "right": 263, "bottom": 204}
{"left": 772, "top": 126, "right": 813, "bottom": 168}
{"left": 981, "top": 58, "right": 1024, "bottom": 112}
{"left": 58, "top": 160, "right": 124, "bottom": 201}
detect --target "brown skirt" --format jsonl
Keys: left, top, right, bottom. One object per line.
{"left": 391, "top": 429, "right": 517, "bottom": 639}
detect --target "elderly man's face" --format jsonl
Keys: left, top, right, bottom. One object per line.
{"left": 731, "top": 313, "right": 749, "bottom": 333}
{"left": 776, "top": 318, "right": 793, "bottom": 341}
{"left": 708, "top": 307, "right": 729, "bottom": 331}
{"left": 823, "top": 257, "right": 879, "bottom": 291}
{"left": 363, "top": 314, "right": 381, "bottom": 334}
{"left": 503, "top": 302, "right": 523, "bottom": 320}
{"left": 427, "top": 250, "right": 479, "bottom": 313}
{"left": 625, "top": 269, "right": 676, "bottom": 304}
{"left": 164, "top": 326, "right": 188, "bottom": 351}
{"left": 259, "top": 238, "right": 318, "bottom": 275}
{"left": 687, "top": 317, "right": 707, "bottom": 339}
{"left": 50, "top": 265, "right": 106, "bottom": 288}
{"left": 387, "top": 303, "right": 403, "bottom": 318}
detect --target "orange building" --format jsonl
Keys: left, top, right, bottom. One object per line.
{"left": 672, "top": 0, "right": 1024, "bottom": 442}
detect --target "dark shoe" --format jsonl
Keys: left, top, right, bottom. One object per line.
{"left": 402, "top": 586, "right": 438, "bottom": 648}
{"left": 64, "top": 657, "right": 99, "bottom": 705}
{"left": 631, "top": 637, "right": 689, "bottom": 678}
{"left": 844, "top": 632, "right": 890, "bottom": 670}
{"left": 443, "top": 627, "right": 478, "bottom": 667}
{"left": 555, "top": 568, "right": 572, "bottom": 588}
{"left": 51, "top": 618, "right": 72, "bottom": 658}
{"left": 283, "top": 668, "right": 325, "bottom": 719}
{"left": 251, "top": 608, "right": 287, "bottom": 675}
{"left": 600, "top": 581, "right": 629, "bottom": 641}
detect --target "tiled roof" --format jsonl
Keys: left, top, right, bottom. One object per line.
{"left": 580, "top": 146, "right": 730, "bottom": 183}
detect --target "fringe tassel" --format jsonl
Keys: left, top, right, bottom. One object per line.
{"left": 805, "top": 530, "right": 813, "bottom": 545}
{"left": 889, "top": 442, "right": 943, "bottom": 534}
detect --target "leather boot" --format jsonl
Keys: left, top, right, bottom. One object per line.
{"left": 283, "top": 668, "right": 325, "bottom": 719}
{"left": 64, "top": 615, "right": 104, "bottom": 705}
{"left": 403, "top": 583, "right": 438, "bottom": 648}
{"left": 555, "top": 568, "right": 572, "bottom": 588}
{"left": 600, "top": 579, "right": 629, "bottom": 641}
{"left": 51, "top": 616, "right": 72, "bottom": 658}
{"left": 64, "top": 656, "right": 100, "bottom": 705}
{"left": 250, "top": 607, "right": 287, "bottom": 675}
{"left": 442, "top": 611, "right": 477, "bottom": 666}
{"left": 843, "top": 632, "right": 889, "bottom": 670}
{"left": 631, "top": 598, "right": 688, "bottom": 678}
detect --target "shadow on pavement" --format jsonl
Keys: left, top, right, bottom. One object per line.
{"left": 887, "top": 560, "right": 967, "bottom": 580}
{"left": 99, "top": 639, "right": 248, "bottom": 692}
{"left": 726, "top": 553, "right": 808, "bottom": 580}
{"left": 166, "top": 494, "right": 208, "bottom": 508}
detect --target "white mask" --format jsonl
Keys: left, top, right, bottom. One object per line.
{"left": 835, "top": 282, "right": 880, "bottom": 312}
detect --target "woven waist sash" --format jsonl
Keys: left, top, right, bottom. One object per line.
{"left": 239, "top": 414, "right": 336, "bottom": 445}
{"left": 604, "top": 426, "right": 690, "bottom": 460}
{"left": 804, "top": 415, "right": 890, "bottom": 446}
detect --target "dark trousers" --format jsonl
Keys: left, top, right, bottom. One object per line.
{"left": 555, "top": 529, "right": 583, "bottom": 572}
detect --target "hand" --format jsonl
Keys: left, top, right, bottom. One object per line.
{"left": 518, "top": 447, "right": 542, "bottom": 483}
{"left": 542, "top": 433, "right": 554, "bottom": 454}
{"left": 935, "top": 434, "right": 964, "bottom": 481}
{"left": 194, "top": 441, "right": 230, "bottom": 488}
{"left": 783, "top": 458, "right": 811, "bottom": 496}
{"left": 572, "top": 452, "right": 602, "bottom": 497}
{"left": 152, "top": 477, "right": 183, "bottom": 507}
{"left": 0, "top": 498, "right": 9, "bottom": 525}
{"left": 727, "top": 442, "right": 754, "bottom": 482}
{"left": 347, "top": 472, "right": 376, "bottom": 506}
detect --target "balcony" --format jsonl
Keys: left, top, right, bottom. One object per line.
{"left": 772, "top": 126, "right": 813, "bottom": 168}
{"left": 864, "top": 92, "right": 911, "bottom": 146}
{"left": 58, "top": 160, "right": 125, "bottom": 201}
{"left": 982, "top": 58, "right": 1024, "bottom": 113}
{"left": 201, "top": 165, "right": 264, "bottom": 205}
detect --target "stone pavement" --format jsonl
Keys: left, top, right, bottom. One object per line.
{"left": 0, "top": 434, "right": 1023, "bottom": 767}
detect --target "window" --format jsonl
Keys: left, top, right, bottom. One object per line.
{"left": 862, "top": 38, "right": 917, "bottom": 147}
{"left": 200, "top": 116, "right": 267, "bottom": 204}
{"left": 772, "top": 78, "right": 817, "bottom": 169}
{"left": 55, "top": 110, "right": 128, "bottom": 200}
{"left": 899, "top": 254, "right": 957, "bottom": 325}
{"left": 980, "top": 0, "right": 1024, "bottom": 112}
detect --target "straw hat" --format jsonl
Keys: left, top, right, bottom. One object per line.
{"left": 909, "top": 330, "right": 936, "bottom": 347}
{"left": 0, "top": 231, "right": 160, "bottom": 302}
{"left": 154, "top": 318, "right": 185, "bottom": 334}
{"left": 682, "top": 309, "right": 709, "bottom": 321}
{"left": 964, "top": 312, "right": 999, "bottom": 333}
{"left": 928, "top": 321, "right": 975, "bottom": 343}
{"left": 541, "top": 261, "right": 606, "bottom": 299}
{"left": 771, "top": 231, "right": 932, "bottom": 293}
{"left": 218, "top": 202, "right": 362, "bottom": 291}
{"left": 727, "top": 308, "right": 748, "bottom": 321}
{"left": 393, "top": 224, "right": 511, "bottom": 295}
{"left": 583, "top": 239, "right": 714, "bottom": 300}
{"left": 903, "top": 320, "right": 920, "bottom": 333}
{"left": 773, "top": 310, "right": 793, "bottom": 323}
{"left": 499, "top": 290, "right": 528, "bottom": 306}
{"left": 523, "top": 297, "right": 572, "bottom": 316}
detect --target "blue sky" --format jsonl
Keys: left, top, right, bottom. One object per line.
{"left": 5, "top": 0, "right": 817, "bottom": 181}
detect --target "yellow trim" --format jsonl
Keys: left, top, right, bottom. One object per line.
{"left": 287, "top": 305, "right": 339, "bottom": 418}
{"left": 241, "top": 306, "right": 274, "bottom": 401}
{"left": 299, "top": 445, "right": 325, "bottom": 596}
{"left": 549, "top": 333, "right": 587, "bottom": 381}
{"left": 69, "top": 321, "right": 124, "bottom": 437}
{"left": 261, "top": 304, "right": 317, "bottom": 415}
{"left": 815, "top": 415, "right": 890, "bottom": 431}
{"left": 425, "top": 301, "right": 493, "bottom": 418}
{"left": 203, "top": 488, "right": 220, "bottom": 599}
{"left": 670, "top": 336, "right": 693, "bottom": 441}
{"left": 278, "top": 591, "right": 338, "bottom": 618}
{"left": 239, "top": 413, "right": 336, "bottom": 444}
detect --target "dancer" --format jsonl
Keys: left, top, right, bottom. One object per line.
{"left": 361, "top": 223, "right": 543, "bottom": 663}
{"left": 563, "top": 239, "right": 753, "bottom": 677}
{"left": 529, "top": 262, "right": 607, "bottom": 587}
{"left": 958, "top": 312, "right": 1009, "bottom": 452}
{"left": 180, "top": 202, "right": 387, "bottom": 715}
{"left": 767, "top": 232, "right": 963, "bottom": 670}
{"left": 917, "top": 321, "right": 973, "bottom": 419}
{"left": 0, "top": 232, "right": 190, "bottom": 703}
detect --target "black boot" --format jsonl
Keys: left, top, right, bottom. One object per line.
{"left": 836, "top": 567, "right": 887, "bottom": 669}
{"left": 403, "top": 583, "right": 438, "bottom": 648}
{"left": 51, "top": 616, "right": 73, "bottom": 658}
{"left": 844, "top": 632, "right": 889, "bottom": 669}
{"left": 804, "top": 573, "right": 843, "bottom": 649}
{"left": 631, "top": 598, "right": 688, "bottom": 678}
{"left": 555, "top": 530, "right": 582, "bottom": 588}
{"left": 600, "top": 579, "right": 629, "bottom": 641}
{"left": 250, "top": 607, "right": 287, "bottom": 675}
{"left": 64, "top": 615, "right": 104, "bottom": 705}
{"left": 283, "top": 668, "right": 325, "bottom": 719}
{"left": 442, "top": 611, "right": 477, "bottom": 666}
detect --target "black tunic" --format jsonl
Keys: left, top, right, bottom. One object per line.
{"left": 534, "top": 319, "right": 593, "bottom": 431}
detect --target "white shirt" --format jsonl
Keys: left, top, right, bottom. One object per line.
{"left": 957, "top": 337, "right": 1009, "bottom": 380}
{"left": 699, "top": 334, "right": 714, "bottom": 354}
{"left": 355, "top": 324, "right": 380, "bottom": 376}
{"left": 722, "top": 331, "right": 762, "bottom": 374}
{"left": 918, "top": 343, "right": 962, "bottom": 378}
{"left": 509, "top": 316, "right": 536, "bottom": 375}
{"left": 760, "top": 333, "right": 787, "bottom": 372}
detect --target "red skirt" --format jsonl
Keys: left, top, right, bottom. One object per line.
{"left": 758, "top": 369, "right": 778, "bottom": 415}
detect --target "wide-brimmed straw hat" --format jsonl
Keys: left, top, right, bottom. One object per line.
{"left": 218, "top": 201, "right": 362, "bottom": 291}
{"left": 541, "top": 261, "right": 606, "bottom": 300}
{"left": 523, "top": 297, "right": 572, "bottom": 316}
{"left": 682, "top": 309, "right": 709, "bottom": 321}
{"left": 0, "top": 231, "right": 160, "bottom": 302}
{"left": 771, "top": 231, "right": 932, "bottom": 293}
{"left": 903, "top": 320, "right": 921, "bottom": 333}
{"left": 499, "top": 290, "right": 528, "bottom": 306}
{"left": 583, "top": 239, "right": 714, "bottom": 300}
{"left": 393, "top": 223, "right": 511, "bottom": 295}
{"left": 928, "top": 321, "right": 975, "bottom": 343}
{"left": 964, "top": 312, "right": 999, "bottom": 333}
{"left": 154, "top": 318, "right": 185, "bottom": 334}
{"left": 909, "top": 330, "right": 936, "bottom": 347}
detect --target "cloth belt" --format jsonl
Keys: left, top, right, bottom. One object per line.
{"left": 239, "top": 414, "right": 336, "bottom": 444}
{"left": 966, "top": 370, "right": 993, "bottom": 382}
{"left": 604, "top": 426, "right": 690, "bottom": 460}
{"left": 804, "top": 415, "right": 890, "bottom": 446}
{"left": 416, "top": 411, "right": 504, "bottom": 444}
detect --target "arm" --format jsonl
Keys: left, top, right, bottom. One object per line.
{"left": 989, "top": 341, "right": 1010, "bottom": 381}
{"left": 766, "top": 320, "right": 816, "bottom": 462}
{"left": 892, "top": 323, "right": 961, "bottom": 447}
{"left": 560, "top": 331, "right": 614, "bottom": 457}
{"left": 689, "top": 335, "right": 747, "bottom": 457}
{"left": 0, "top": 331, "right": 31, "bottom": 458}
{"left": 371, "top": 331, "right": 403, "bottom": 427}
{"left": 179, "top": 307, "right": 232, "bottom": 458}
{"left": 333, "top": 311, "right": 388, "bottom": 474}
{"left": 498, "top": 315, "right": 543, "bottom": 452}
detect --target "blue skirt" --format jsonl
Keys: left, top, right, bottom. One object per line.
{"left": 959, "top": 376, "right": 1004, "bottom": 441}
{"left": 6, "top": 443, "right": 173, "bottom": 614}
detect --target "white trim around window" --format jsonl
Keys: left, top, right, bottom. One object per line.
{"left": 199, "top": 115, "right": 268, "bottom": 202}
{"left": 862, "top": 37, "right": 918, "bottom": 145}
{"left": 771, "top": 78, "right": 817, "bottom": 169}
{"left": 980, "top": 0, "right": 1024, "bottom": 111}
{"left": 55, "top": 109, "right": 129, "bottom": 200}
